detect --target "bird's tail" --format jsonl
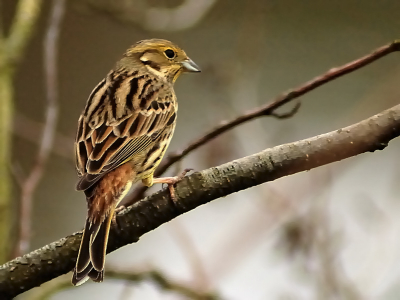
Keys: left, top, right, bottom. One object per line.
{"left": 71, "top": 207, "right": 114, "bottom": 286}
{"left": 72, "top": 165, "right": 133, "bottom": 285}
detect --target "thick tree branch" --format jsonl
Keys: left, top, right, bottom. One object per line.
{"left": 126, "top": 40, "right": 400, "bottom": 205}
{"left": 1, "top": 103, "right": 400, "bottom": 298}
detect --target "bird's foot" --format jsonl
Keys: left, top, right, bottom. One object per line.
{"left": 152, "top": 168, "right": 193, "bottom": 203}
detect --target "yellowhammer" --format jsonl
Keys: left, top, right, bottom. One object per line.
{"left": 72, "top": 39, "right": 200, "bottom": 285}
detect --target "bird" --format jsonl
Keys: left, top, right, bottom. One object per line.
{"left": 71, "top": 39, "right": 200, "bottom": 286}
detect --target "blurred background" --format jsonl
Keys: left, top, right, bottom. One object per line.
{"left": 2, "top": 0, "right": 400, "bottom": 299}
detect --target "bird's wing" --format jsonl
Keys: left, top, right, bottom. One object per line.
{"left": 74, "top": 71, "right": 176, "bottom": 191}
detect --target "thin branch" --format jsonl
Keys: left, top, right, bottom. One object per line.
{"left": 31, "top": 270, "right": 219, "bottom": 300}
{"left": 10, "top": 161, "right": 25, "bottom": 187}
{"left": 143, "top": 0, "right": 217, "bottom": 31}
{"left": 13, "top": 113, "right": 73, "bottom": 160}
{"left": 15, "top": 0, "right": 66, "bottom": 257}
{"left": 126, "top": 40, "right": 400, "bottom": 205}
{"left": 270, "top": 101, "right": 301, "bottom": 119}
{"left": 1, "top": 103, "right": 400, "bottom": 298}
{"left": 83, "top": 0, "right": 216, "bottom": 32}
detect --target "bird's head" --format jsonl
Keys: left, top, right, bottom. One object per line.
{"left": 119, "top": 39, "right": 200, "bottom": 82}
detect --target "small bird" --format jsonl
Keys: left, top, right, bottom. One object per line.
{"left": 71, "top": 39, "right": 200, "bottom": 285}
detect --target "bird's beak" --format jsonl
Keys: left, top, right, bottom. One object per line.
{"left": 181, "top": 58, "right": 201, "bottom": 72}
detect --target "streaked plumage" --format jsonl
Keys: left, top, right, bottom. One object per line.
{"left": 72, "top": 39, "right": 200, "bottom": 285}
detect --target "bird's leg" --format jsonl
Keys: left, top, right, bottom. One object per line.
{"left": 142, "top": 168, "right": 193, "bottom": 203}
{"left": 110, "top": 180, "right": 132, "bottom": 229}
{"left": 111, "top": 205, "right": 127, "bottom": 228}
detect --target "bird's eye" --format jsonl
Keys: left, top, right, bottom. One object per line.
{"left": 164, "top": 49, "right": 175, "bottom": 59}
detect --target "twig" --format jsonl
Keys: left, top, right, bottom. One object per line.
{"left": 14, "top": 0, "right": 66, "bottom": 257}
{"left": 10, "top": 162, "right": 25, "bottom": 187}
{"left": 143, "top": 0, "right": 217, "bottom": 31}
{"left": 1, "top": 102, "right": 400, "bottom": 298}
{"left": 109, "top": 270, "right": 219, "bottom": 300}
{"left": 83, "top": 0, "right": 216, "bottom": 32}
{"left": 270, "top": 101, "right": 301, "bottom": 119}
{"left": 31, "top": 270, "right": 219, "bottom": 300}
{"left": 13, "top": 113, "right": 73, "bottom": 160}
{"left": 126, "top": 40, "right": 400, "bottom": 205}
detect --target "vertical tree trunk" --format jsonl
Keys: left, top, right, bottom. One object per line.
{"left": 0, "top": 62, "right": 13, "bottom": 262}
{"left": 0, "top": 0, "right": 43, "bottom": 261}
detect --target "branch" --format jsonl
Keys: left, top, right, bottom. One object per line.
{"left": 143, "top": 0, "right": 217, "bottom": 31}
{"left": 83, "top": 0, "right": 216, "bottom": 32}
{"left": 125, "top": 40, "right": 400, "bottom": 205}
{"left": 1, "top": 103, "right": 400, "bottom": 298}
{"left": 15, "top": 0, "right": 66, "bottom": 257}
{"left": 13, "top": 113, "right": 73, "bottom": 160}
{"left": 31, "top": 270, "right": 219, "bottom": 300}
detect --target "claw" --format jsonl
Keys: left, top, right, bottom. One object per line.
{"left": 115, "top": 205, "right": 126, "bottom": 214}
{"left": 180, "top": 168, "right": 193, "bottom": 179}
{"left": 152, "top": 168, "right": 193, "bottom": 203}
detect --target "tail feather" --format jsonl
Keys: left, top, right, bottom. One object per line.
{"left": 90, "top": 209, "right": 114, "bottom": 271}
{"left": 72, "top": 211, "right": 112, "bottom": 285}
{"left": 75, "top": 219, "right": 92, "bottom": 273}
{"left": 72, "top": 166, "right": 134, "bottom": 285}
{"left": 72, "top": 261, "right": 92, "bottom": 286}
{"left": 72, "top": 261, "right": 104, "bottom": 286}
{"left": 88, "top": 267, "right": 104, "bottom": 282}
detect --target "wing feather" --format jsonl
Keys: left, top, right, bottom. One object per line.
{"left": 75, "top": 70, "right": 176, "bottom": 191}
